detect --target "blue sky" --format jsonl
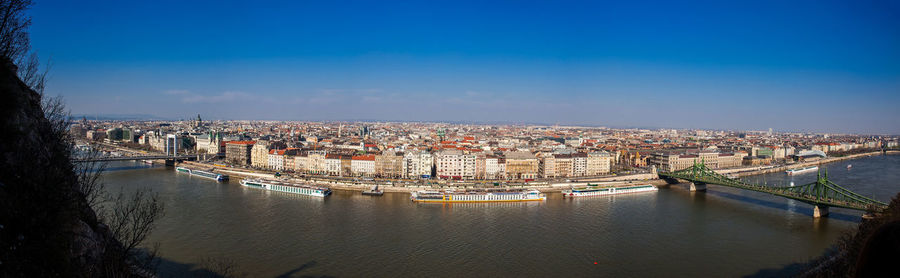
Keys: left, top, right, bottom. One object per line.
{"left": 29, "top": 0, "right": 900, "bottom": 134}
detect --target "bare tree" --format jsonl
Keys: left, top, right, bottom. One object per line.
{"left": 0, "top": 0, "right": 32, "bottom": 61}
{"left": 197, "top": 257, "right": 246, "bottom": 278}
{"left": 20, "top": 51, "right": 50, "bottom": 93}
{"left": 104, "top": 188, "right": 165, "bottom": 261}
{"left": 40, "top": 83, "right": 110, "bottom": 213}
{"left": 0, "top": 0, "right": 50, "bottom": 95}
{"left": 37, "top": 54, "right": 163, "bottom": 277}
{"left": 73, "top": 146, "right": 109, "bottom": 210}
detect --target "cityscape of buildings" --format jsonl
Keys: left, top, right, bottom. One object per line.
{"left": 73, "top": 115, "right": 900, "bottom": 182}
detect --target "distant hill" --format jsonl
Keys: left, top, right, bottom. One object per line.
{"left": 69, "top": 113, "right": 171, "bottom": 121}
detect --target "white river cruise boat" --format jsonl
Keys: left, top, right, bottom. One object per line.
{"left": 410, "top": 188, "right": 546, "bottom": 203}
{"left": 786, "top": 166, "right": 818, "bottom": 176}
{"left": 240, "top": 178, "right": 332, "bottom": 197}
{"left": 561, "top": 184, "right": 657, "bottom": 198}
{"left": 175, "top": 166, "right": 229, "bottom": 182}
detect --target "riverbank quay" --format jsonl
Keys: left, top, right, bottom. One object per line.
{"left": 175, "top": 160, "right": 656, "bottom": 193}
{"left": 168, "top": 151, "right": 899, "bottom": 194}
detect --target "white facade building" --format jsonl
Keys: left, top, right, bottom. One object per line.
{"left": 586, "top": 151, "right": 612, "bottom": 176}
{"left": 484, "top": 155, "right": 506, "bottom": 179}
{"left": 267, "top": 150, "right": 285, "bottom": 171}
{"left": 403, "top": 151, "right": 433, "bottom": 178}
{"left": 436, "top": 150, "right": 477, "bottom": 179}
{"left": 351, "top": 155, "right": 376, "bottom": 177}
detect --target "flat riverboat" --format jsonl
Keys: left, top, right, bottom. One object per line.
{"left": 410, "top": 188, "right": 546, "bottom": 203}
{"left": 786, "top": 166, "right": 818, "bottom": 176}
{"left": 362, "top": 185, "right": 384, "bottom": 196}
{"left": 175, "top": 166, "right": 228, "bottom": 182}
{"left": 562, "top": 184, "right": 657, "bottom": 198}
{"left": 240, "top": 178, "right": 332, "bottom": 197}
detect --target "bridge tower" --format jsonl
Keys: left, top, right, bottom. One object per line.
{"left": 813, "top": 205, "right": 829, "bottom": 218}
{"left": 688, "top": 159, "right": 707, "bottom": 191}
{"left": 165, "top": 134, "right": 179, "bottom": 166}
{"left": 689, "top": 182, "right": 707, "bottom": 192}
{"left": 812, "top": 170, "right": 831, "bottom": 218}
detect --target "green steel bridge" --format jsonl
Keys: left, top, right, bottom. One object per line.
{"left": 72, "top": 154, "right": 196, "bottom": 163}
{"left": 658, "top": 161, "right": 887, "bottom": 217}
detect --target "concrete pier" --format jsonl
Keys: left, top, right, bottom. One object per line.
{"left": 689, "top": 182, "right": 707, "bottom": 192}
{"left": 813, "top": 205, "right": 830, "bottom": 218}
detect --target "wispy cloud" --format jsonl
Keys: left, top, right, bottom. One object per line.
{"left": 163, "top": 89, "right": 190, "bottom": 95}
{"left": 182, "top": 91, "right": 254, "bottom": 103}
{"left": 303, "top": 88, "right": 386, "bottom": 104}
{"left": 318, "top": 88, "right": 384, "bottom": 95}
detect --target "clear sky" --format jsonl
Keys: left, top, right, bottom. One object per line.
{"left": 29, "top": 0, "right": 900, "bottom": 134}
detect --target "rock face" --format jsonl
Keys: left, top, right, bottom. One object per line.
{"left": 0, "top": 58, "right": 123, "bottom": 276}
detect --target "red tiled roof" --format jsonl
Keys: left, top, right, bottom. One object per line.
{"left": 352, "top": 154, "right": 375, "bottom": 161}
{"left": 226, "top": 140, "right": 256, "bottom": 145}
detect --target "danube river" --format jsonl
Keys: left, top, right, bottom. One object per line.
{"left": 101, "top": 155, "right": 900, "bottom": 277}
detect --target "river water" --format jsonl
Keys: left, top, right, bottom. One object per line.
{"left": 100, "top": 155, "right": 900, "bottom": 277}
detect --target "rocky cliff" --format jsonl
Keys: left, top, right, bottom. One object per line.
{"left": 0, "top": 58, "right": 128, "bottom": 277}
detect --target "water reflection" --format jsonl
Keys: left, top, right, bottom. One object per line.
{"left": 248, "top": 188, "right": 328, "bottom": 202}
{"left": 561, "top": 193, "right": 655, "bottom": 205}
{"left": 416, "top": 201, "right": 544, "bottom": 209}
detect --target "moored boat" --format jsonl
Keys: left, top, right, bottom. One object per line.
{"left": 193, "top": 169, "right": 229, "bottom": 182}
{"left": 562, "top": 184, "right": 657, "bottom": 198}
{"left": 175, "top": 166, "right": 228, "bottom": 182}
{"left": 362, "top": 185, "right": 384, "bottom": 196}
{"left": 410, "top": 188, "right": 546, "bottom": 203}
{"left": 786, "top": 166, "right": 818, "bottom": 175}
{"left": 175, "top": 166, "right": 191, "bottom": 174}
{"left": 240, "top": 178, "right": 332, "bottom": 197}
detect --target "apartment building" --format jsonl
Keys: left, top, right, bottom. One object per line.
{"left": 504, "top": 151, "right": 539, "bottom": 179}
{"left": 484, "top": 155, "right": 506, "bottom": 179}
{"left": 375, "top": 152, "right": 404, "bottom": 178}
{"left": 325, "top": 154, "right": 343, "bottom": 176}
{"left": 225, "top": 141, "right": 255, "bottom": 165}
{"left": 586, "top": 151, "right": 611, "bottom": 176}
{"left": 351, "top": 154, "right": 376, "bottom": 177}
{"left": 307, "top": 150, "right": 327, "bottom": 175}
{"left": 650, "top": 151, "right": 746, "bottom": 171}
{"left": 436, "top": 150, "right": 477, "bottom": 179}
{"left": 250, "top": 140, "right": 270, "bottom": 168}
{"left": 403, "top": 150, "right": 433, "bottom": 178}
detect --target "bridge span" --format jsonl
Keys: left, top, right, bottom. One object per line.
{"left": 658, "top": 161, "right": 887, "bottom": 218}
{"left": 73, "top": 155, "right": 196, "bottom": 163}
